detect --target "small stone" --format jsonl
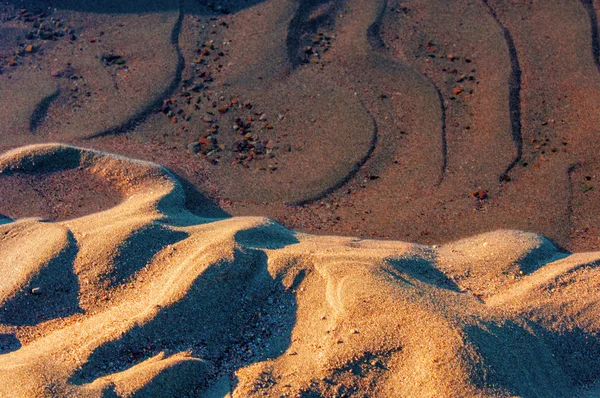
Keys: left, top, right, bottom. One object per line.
{"left": 471, "top": 189, "right": 488, "bottom": 200}
{"left": 217, "top": 105, "right": 229, "bottom": 113}
{"left": 25, "top": 45, "right": 34, "bottom": 53}
{"left": 31, "top": 287, "right": 43, "bottom": 295}
{"left": 453, "top": 87, "right": 463, "bottom": 95}
{"left": 187, "top": 142, "right": 201, "bottom": 153}
{"left": 40, "top": 31, "right": 54, "bottom": 40}
{"left": 287, "top": 351, "right": 297, "bottom": 356}
{"left": 350, "top": 329, "right": 359, "bottom": 334}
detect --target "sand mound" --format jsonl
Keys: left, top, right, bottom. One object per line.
{"left": 0, "top": 144, "right": 598, "bottom": 397}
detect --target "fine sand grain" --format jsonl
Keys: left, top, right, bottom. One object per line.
{"left": 0, "top": 144, "right": 598, "bottom": 397}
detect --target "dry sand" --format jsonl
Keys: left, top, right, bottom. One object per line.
{"left": 0, "top": 144, "right": 598, "bottom": 397}
{"left": 2, "top": 0, "right": 600, "bottom": 396}
{"left": 2, "top": 0, "right": 600, "bottom": 251}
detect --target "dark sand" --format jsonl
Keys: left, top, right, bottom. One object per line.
{"left": 2, "top": 0, "right": 600, "bottom": 251}
{"left": 1, "top": 0, "right": 600, "bottom": 252}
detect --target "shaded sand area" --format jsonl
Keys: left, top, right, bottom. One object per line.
{"left": 0, "top": 144, "right": 598, "bottom": 397}
{"left": 3, "top": 0, "right": 600, "bottom": 251}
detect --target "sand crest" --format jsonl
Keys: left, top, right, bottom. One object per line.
{"left": 0, "top": 144, "right": 598, "bottom": 397}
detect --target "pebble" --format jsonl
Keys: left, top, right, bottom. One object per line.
{"left": 31, "top": 287, "right": 43, "bottom": 295}
{"left": 471, "top": 190, "right": 488, "bottom": 200}
{"left": 187, "top": 142, "right": 201, "bottom": 153}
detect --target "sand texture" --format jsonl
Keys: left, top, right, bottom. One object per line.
{"left": 2, "top": 0, "right": 600, "bottom": 251}
{"left": 0, "top": 144, "right": 598, "bottom": 397}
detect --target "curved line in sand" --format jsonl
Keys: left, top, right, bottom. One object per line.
{"left": 369, "top": 0, "right": 448, "bottom": 185}
{"left": 85, "top": 0, "right": 186, "bottom": 139}
{"left": 580, "top": 0, "right": 600, "bottom": 72}
{"left": 29, "top": 88, "right": 61, "bottom": 134}
{"left": 291, "top": 101, "right": 378, "bottom": 206}
{"left": 481, "top": 0, "right": 524, "bottom": 182}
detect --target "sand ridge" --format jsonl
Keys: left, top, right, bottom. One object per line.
{"left": 0, "top": 144, "right": 598, "bottom": 397}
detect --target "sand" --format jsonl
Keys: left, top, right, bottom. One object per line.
{"left": 2, "top": 0, "right": 600, "bottom": 396}
{"left": 0, "top": 144, "right": 598, "bottom": 397}
{"left": 2, "top": 0, "right": 600, "bottom": 251}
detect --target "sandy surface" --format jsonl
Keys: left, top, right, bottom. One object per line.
{"left": 1, "top": 0, "right": 600, "bottom": 251}
{"left": 0, "top": 144, "right": 598, "bottom": 397}
{"left": 2, "top": 0, "right": 600, "bottom": 396}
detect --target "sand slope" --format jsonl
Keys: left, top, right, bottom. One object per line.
{"left": 0, "top": 144, "right": 598, "bottom": 397}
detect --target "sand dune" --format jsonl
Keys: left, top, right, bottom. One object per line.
{"left": 0, "top": 144, "right": 597, "bottom": 397}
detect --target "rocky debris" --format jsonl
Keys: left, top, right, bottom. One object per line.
{"left": 1, "top": 5, "right": 76, "bottom": 70}
{"left": 155, "top": 15, "right": 290, "bottom": 171}
{"left": 300, "top": 31, "right": 333, "bottom": 65}
{"left": 471, "top": 190, "right": 488, "bottom": 200}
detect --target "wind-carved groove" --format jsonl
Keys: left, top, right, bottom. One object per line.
{"left": 581, "top": 0, "right": 600, "bottom": 72}
{"left": 366, "top": 0, "right": 387, "bottom": 51}
{"left": 289, "top": 0, "right": 448, "bottom": 205}
{"left": 567, "top": 163, "right": 582, "bottom": 234}
{"left": 292, "top": 102, "right": 378, "bottom": 206}
{"left": 369, "top": 0, "right": 448, "bottom": 184}
{"left": 481, "top": 0, "right": 523, "bottom": 182}
{"left": 286, "top": 0, "right": 379, "bottom": 206}
{"left": 85, "top": 2, "right": 185, "bottom": 139}
{"left": 29, "top": 88, "right": 60, "bottom": 134}
{"left": 431, "top": 81, "right": 447, "bottom": 185}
